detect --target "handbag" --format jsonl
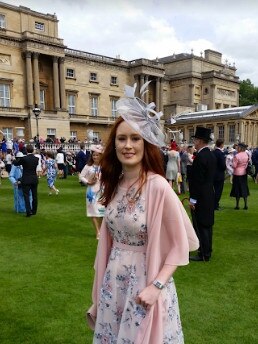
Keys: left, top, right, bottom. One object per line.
{"left": 177, "top": 172, "right": 182, "bottom": 183}
{"left": 246, "top": 161, "right": 254, "bottom": 176}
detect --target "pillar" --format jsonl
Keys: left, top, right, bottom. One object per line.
{"left": 59, "top": 57, "right": 66, "bottom": 110}
{"left": 156, "top": 77, "right": 160, "bottom": 112}
{"left": 53, "top": 56, "right": 60, "bottom": 109}
{"left": 33, "top": 53, "right": 40, "bottom": 106}
{"left": 140, "top": 74, "right": 144, "bottom": 100}
{"left": 144, "top": 75, "right": 149, "bottom": 103}
{"left": 189, "top": 84, "right": 195, "bottom": 107}
{"left": 25, "top": 52, "right": 33, "bottom": 107}
{"left": 210, "top": 84, "right": 216, "bottom": 109}
{"left": 160, "top": 78, "right": 164, "bottom": 113}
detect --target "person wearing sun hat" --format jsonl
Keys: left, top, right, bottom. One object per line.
{"left": 87, "top": 82, "right": 199, "bottom": 343}
{"left": 189, "top": 126, "right": 217, "bottom": 262}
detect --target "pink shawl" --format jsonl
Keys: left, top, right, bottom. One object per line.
{"left": 87, "top": 173, "right": 199, "bottom": 343}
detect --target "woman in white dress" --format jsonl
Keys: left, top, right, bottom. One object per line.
{"left": 166, "top": 148, "right": 181, "bottom": 191}
{"left": 79, "top": 145, "right": 105, "bottom": 239}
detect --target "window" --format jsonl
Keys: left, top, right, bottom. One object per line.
{"left": 16, "top": 127, "right": 25, "bottom": 137}
{"left": 2, "top": 127, "right": 13, "bottom": 140}
{"left": 90, "top": 95, "right": 98, "bottom": 116}
{"left": 0, "top": 14, "right": 6, "bottom": 29}
{"left": 67, "top": 94, "right": 76, "bottom": 114}
{"left": 111, "top": 76, "right": 117, "bottom": 85}
{"left": 66, "top": 69, "right": 75, "bottom": 78}
{"left": 90, "top": 72, "right": 97, "bottom": 82}
{"left": 35, "top": 22, "right": 45, "bottom": 31}
{"left": 70, "top": 131, "right": 77, "bottom": 140}
{"left": 111, "top": 98, "right": 118, "bottom": 117}
{"left": 218, "top": 125, "right": 224, "bottom": 140}
{"left": 229, "top": 124, "right": 235, "bottom": 143}
{"left": 47, "top": 128, "right": 56, "bottom": 139}
{"left": 40, "top": 90, "right": 45, "bottom": 110}
{"left": 204, "top": 87, "right": 209, "bottom": 95}
{"left": 0, "top": 84, "right": 10, "bottom": 107}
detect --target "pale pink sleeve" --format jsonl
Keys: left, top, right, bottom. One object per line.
{"left": 162, "top": 184, "right": 199, "bottom": 266}
{"left": 146, "top": 176, "right": 199, "bottom": 269}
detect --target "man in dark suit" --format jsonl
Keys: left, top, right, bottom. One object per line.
{"left": 189, "top": 127, "right": 216, "bottom": 262}
{"left": 75, "top": 144, "right": 89, "bottom": 173}
{"left": 13, "top": 144, "right": 39, "bottom": 217}
{"left": 213, "top": 139, "right": 226, "bottom": 210}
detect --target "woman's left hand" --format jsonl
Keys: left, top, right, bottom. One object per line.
{"left": 135, "top": 284, "right": 161, "bottom": 310}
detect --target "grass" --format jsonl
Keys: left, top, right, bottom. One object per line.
{"left": 0, "top": 175, "right": 257, "bottom": 343}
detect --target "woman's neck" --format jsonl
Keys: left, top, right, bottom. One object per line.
{"left": 120, "top": 166, "right": 142, "bottom": 187}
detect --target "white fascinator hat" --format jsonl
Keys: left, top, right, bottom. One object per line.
{"left": 90, "top": 144, "right": 104, "bottom": 154}
{"left": 116, "top": 81, "right": 166, "bottom": 147}
{"left": 16, "top": 152, "right": 24, "bottom": 158}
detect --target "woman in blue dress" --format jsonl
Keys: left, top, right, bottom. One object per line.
{"left": 8, "top": 152, "right": 31, "bottom": 213}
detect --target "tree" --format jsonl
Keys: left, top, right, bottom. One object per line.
{"left": 239, "top": 79, "right": 258, "bottom": 106}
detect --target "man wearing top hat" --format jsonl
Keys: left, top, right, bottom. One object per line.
{"left": 189, "top": 127, "right": 216, "bottom": 261}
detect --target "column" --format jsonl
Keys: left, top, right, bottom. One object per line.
{"left": 160, "top": 78, "right": 164, "bottom": 113}
{"left": 240, "top": 121, "right": 244, "bottom": 142}
{"left": 224, "top": 122, "right": 229, "bottom": 144}
{"left": 59, "top": 57, "right": 66, "bottom": 110}
{"left": 210, "top": 84, "right": 216, "bottom": 109}
{"left": 189, "top": 84, "right": 195, "bottom": 107}
{"left": 25, "top": 52, "right": 33, "bottom": 107}
{"left": 134, "top": 75, "right": 140, "bottom": 97}
{"left": 144, "top": 75, "right": 149, "bottom": 103}
{"left": 213, "top": 123, "right": 218, "bottom": 140}
{"left": 53, "top": 56, "right": 60, "bottom": 109}
{"left": 140, "top": 74, "right": 144, "bottom": 100}
{"left": 156, "top": 77, "right": 160, "bottom": 112}
{"left": 33, "top": 53, "right": 40, "bottom": 106}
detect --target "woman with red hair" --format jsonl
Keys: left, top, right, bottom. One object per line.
{"left": 87, "top": 83, "right": 199, "bottom": 343}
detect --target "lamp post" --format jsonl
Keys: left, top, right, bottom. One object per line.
{"left": 32, "top": 104, "right": 41, "bottom": 140}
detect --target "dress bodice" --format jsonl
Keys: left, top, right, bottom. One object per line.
{"left": 105, "top": 185, "right": 147, "bottom": 246}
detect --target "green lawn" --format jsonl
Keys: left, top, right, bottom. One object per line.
{"left": 0, "top": 175, "right": 257, "bottom": 344}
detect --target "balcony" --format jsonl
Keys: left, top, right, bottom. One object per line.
{"left": 0, "top": 106, "right": 28, "bottom": 119}
{"left": 69, "top": 113, "right": 116, "bottom": 125}
{"left": 22, "top": 31, "right": 64, "bottom": 46}
{"left": 65, "top": 48, "right": 128, "bottom": 66}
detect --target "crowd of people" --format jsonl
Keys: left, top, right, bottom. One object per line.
{"left": 1, "top": 90, "right": 258, "bottom": 343}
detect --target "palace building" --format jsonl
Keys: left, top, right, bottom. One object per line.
{"left": 0, "top": 1, "right": 257, "bottom": 146}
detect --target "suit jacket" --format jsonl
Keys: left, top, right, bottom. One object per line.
{"left": 189, "top": 147, "right": 216, "bottom": 227}
{"left": 213, "top": 148, "right": 226, "bottom": 181}
{"left": 13, "top": 154, "right": 39, "bottom": 184}
{"left": 87, "top": 173, "right": 199, "bottom": 343}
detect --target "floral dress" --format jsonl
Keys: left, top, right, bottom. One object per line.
{"left": 45, "top": 159, "right": 57, "bottom": 188}
{"left": 93, "top": 185, "right": 184, "bottom": 344}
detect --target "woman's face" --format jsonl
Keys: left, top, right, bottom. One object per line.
{"left": 92, "top": 152, "right": 101, "bottom": 164}
{"left": 115, "top": 121, "right": 144, "bottom": 171}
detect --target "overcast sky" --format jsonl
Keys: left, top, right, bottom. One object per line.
{"left": 4, "top": 0, "right": 258, "bottom": 85}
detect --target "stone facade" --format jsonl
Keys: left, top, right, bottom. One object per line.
{"left": 167, "top": 105, "right": 258, "bottom": 147}
{"left": 1, "top": 1, "right": 256, "bottom": 147}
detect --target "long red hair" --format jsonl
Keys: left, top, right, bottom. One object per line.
{"left": 99, "top": 117, "right": 165, "bottom": 206}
